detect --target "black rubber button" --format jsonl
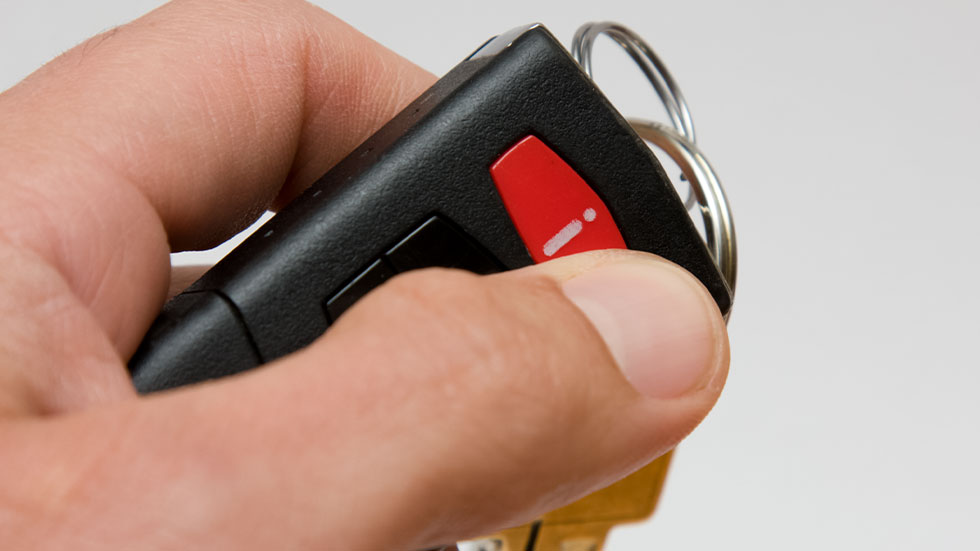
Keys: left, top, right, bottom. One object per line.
{"left": 324, "top": 259, "right": 395, "bottom": 321}
{"left": 385, "top": 216, "right": 501, "bottom": 275}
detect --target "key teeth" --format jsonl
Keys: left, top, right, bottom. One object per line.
{"left": 458, "top": 525, "right": 532, "bottom": 551}
{"left": 462, "top": 525, "right": 609, "bottom": 551}
{"left": 527, "top": 523, "right": 611, "bottom": 551}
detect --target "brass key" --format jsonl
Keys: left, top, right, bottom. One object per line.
{"left": 462, "top": 453, "right": 672, "bottom": 551}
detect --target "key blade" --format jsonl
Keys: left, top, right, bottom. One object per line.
{"left": 465, "top": 453, "right": 672, "bottom": 550}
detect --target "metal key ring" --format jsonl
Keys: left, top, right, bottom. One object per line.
{"left": 571, "top": 22, "right": 738, "bottom": 299}
{"left": 629, "top": 119, "right": 737, "bottom": 294}
{"left": 572, "top": 22, "right": 697, "bottom": 142}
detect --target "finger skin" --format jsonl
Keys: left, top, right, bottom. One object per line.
{"left": 0, "top": 0, "right": 435, "bottom": 360}
{"left": 0, "top": 251, "right": 727, "bottom": 550}
{"left": 0, "top": 0, "right": 434, "bottom": 410}
{"left": 168, "top": 264, "right": 211, "bottom": 299}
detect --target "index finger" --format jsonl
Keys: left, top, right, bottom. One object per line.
{"left": 0, "top": 0, "right": 435, "bottom": 355}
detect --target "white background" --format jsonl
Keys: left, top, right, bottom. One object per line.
{"left": 2, "top": 1, "right": 979, "bottom": 549}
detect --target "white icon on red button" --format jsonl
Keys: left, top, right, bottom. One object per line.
{"left": 543, "top": 208, "right": 598, "bottom": 257}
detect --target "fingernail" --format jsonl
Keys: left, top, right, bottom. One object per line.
{"left": 562, "top": 262, "right": 721, "bottom": 399}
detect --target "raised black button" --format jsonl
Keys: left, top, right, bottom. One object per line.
{"left": 385, "top": 216, "right": 501, "bottom": 275}
{"left": 324, "top": 259, "right": 395, "bottom": 321}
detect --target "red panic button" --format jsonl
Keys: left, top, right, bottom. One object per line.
{"left": 489, "top": 135, "right": 627, "bottom": 263}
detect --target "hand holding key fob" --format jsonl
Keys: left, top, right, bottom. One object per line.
{"left": 130, "top": 24, "right": 731, "bottom": 389}
{"left": 130, "top": 22, "right": 735, "bottom": 551}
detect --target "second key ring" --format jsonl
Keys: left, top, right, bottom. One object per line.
{"left": 571, "top": 21, "right": 738, "bottom": 299}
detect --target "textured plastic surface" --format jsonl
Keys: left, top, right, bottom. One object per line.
{"left": 130, "top": 291, "right": 261, "bottom": 390}
{"left": 490, "top": 135, "right": 627, "bottom": 262}
{"left": 129, "top": 25, "right": 732, "bottom": 393}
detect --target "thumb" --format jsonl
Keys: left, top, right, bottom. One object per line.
{"left": 297, "top": 248, "right": 729, "bottom": 547}
{"left": 4, "top": 250, "right": 727, "bottom": 550}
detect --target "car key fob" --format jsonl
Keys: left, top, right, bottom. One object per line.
{"left": 129, "top": 23, "right": 732, "bottom": 391}
{"left": 129, "top": 24, "right": 733, "bottom": 551}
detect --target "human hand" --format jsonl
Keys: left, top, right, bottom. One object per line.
{"left": 0, "top": 1, "right": 729, "bottom": 549}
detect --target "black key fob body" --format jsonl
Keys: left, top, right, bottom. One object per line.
{"left": 129, "top": 24, "right": 732, "bottom": 392}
